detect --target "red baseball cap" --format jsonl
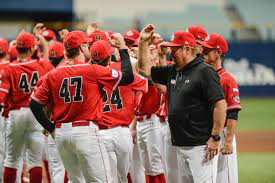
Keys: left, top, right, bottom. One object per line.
{"left": 8, "top": 46, "right": 18, "bottom": 60}
{"left": 0, "top": 38, "right": 9, "bottom": 54}
{"left": 200, "top": 33, "right": 228, "bottom": 54}
{"left": 74, "top": 31, "right": 87, "bottom": 38}
{"left": 16, "top": 32, "right": 35, "bottom": 48}
{"left": 85, "top": 38, "right": 94, "bottom": 45}
{"left": 90, "top": 40, "right": 112, "bottom": 61}
{"left": 49, "top": 42, "right": 65, "bottom": 58}
{"left": 63, "top": 31, "right": 86, "bottom": 51}
{"left": 105, "top": 31, "right": 114, "bottom": 38}
{"left": 42, "top": 29, "right": 56, "bottom": 41}
{"left": 186, "top": 26, "right": 208, "bottom": 42}
{"left": 132, "top": 39, "right": 139, "bottom": 47}
{"left": 163, "top": 31, "right": 196, "bottom": 47}
{"left": 88, "top": 31, "right": 108, "bottom": 45}
{"left": 123, "top": 30, "right": 140, "bottom": 41}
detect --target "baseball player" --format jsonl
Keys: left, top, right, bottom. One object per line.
{"left": 134, "top": 44, "right": 166, "bottom": 183}
{"left": 201, "top": 33, "right": 241, "bottom": 183}
{"left": 0, "top": 32, "right": 53, "bottom": 183}
{"left": 42, "top": 29, "right": 57, "bottom": 47}
{"left": 186, "top": 26, "right": 208, "bottom": 53}
{"left": 29, "top": 30, "right": 134, "bottom": 182}
{"left": 8, "top": 46, "right": 19, "bottom": 62}
{"left": 0, "top": 37, "right": 10, "bottom": 183}
{"left": 123, "top": 29, "right": 140, "bottom": 49}
{"left": 98, "top": 33, "right": 148, "bottom": 183}
{"left": 36, "top": 41, "right": 67, "bottom": 183}
{"left": 155, "top": 44, "right": 179, "bottom": 182}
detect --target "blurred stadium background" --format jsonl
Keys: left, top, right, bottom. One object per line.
{"left": 0, "top": 0, "right": 274, "bottom": 182}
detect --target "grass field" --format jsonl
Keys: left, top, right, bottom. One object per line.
{"left": 238, "top": 153, "right": 275, "bottom": 183}
{"left": 237, "top": 98, "right": 275, "bottom": 183}
{"left": 237, "top": 98, "right": 275, "bottom": 131}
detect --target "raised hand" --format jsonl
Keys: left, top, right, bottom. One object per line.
{"left": 110, "top": 33, "right": 127, "bottom": 49}
{"left": 140, "top": 24, "right": 155, "bottom": 42}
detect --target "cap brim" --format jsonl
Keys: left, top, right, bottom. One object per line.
{"left": 162, "top": 42, "right": 183, "bottom": 47}
{"left": 200, "top": 41, "right": 215, "bottom": 49}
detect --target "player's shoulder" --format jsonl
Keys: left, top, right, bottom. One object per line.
{"left": 220, "top": 69, "right": 237, "bottom": 83}
{"left": 110, "top": 62, "right": 121, "bottom": 70}
{"left": 9, "top": 59, "right": 38, "bottom": 67}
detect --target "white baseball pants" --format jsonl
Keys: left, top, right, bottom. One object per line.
{"left": 160, "top": 121, "right": 179, "bottom": 183}
{"left": 55, "top": 121, "right": 111, "bottom": 183}
{"left": 137, "top": 115, "right": 165, "bottom": 176}
{"left": 4, "top": 107, "right": 44, "bottom": 171}
{"left": 217, "top": 127, "right": 238, "bottom": 183}
{"left": 177, "top": 145, "right": 218, "bottom": 183}
{"left": 100, "top": 126, "right": 134, "bottom": 183}
{"left": 47, "top": 135, "right": 67, "bottom": 183}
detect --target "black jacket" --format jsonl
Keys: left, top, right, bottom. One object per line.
{"left": 151, "top": 56, "right": 225, "bottom": 146}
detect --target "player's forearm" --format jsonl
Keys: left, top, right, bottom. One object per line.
{"left": 29, "top": 99, "right": 55, "bottom": 133}
{"left": 119, "top": 49, "right": 134, "bottom": 86}
{"left": 138, "top": 40, "right": 152, "bottom": 79}
{"left": 159, "top": 54, "right": 167, "bottom": 66}
{"left": 131, "top": 116, "right": 138, "bottom": 130}
{"left": 211, "top": 99, "right": 227, "bottom": 136}
{"left": 225, "top": 119, "right": 237, "bottom": 143}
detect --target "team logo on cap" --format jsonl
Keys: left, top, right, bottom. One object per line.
{"left": 217, "top": 45, "right": 220, "bottom": 49}
{"left": 171, "top": 34, "right": 175, "bottom": 41}
{"left": 50, "top": 50, "right": 56, "bottom": 57}
{"left": 185, "top": 41, "right": 189, "bottom": 45}
{"left": 95, "top": 35, "right": 101, "bottom": 40}
{"left": 43, "top": 31, "right": 49, "bottom": 36}
{"left": 126, "top": 31, "right": 133, "bottom": 37}
{"left": 17, "top": 41, "right": 23, "bottom": 47}
{"left": 93, "top": 51, "right": 98, "bottom": 58}
{"left": 205, "top": 35, "right": 210, "bottom": 41}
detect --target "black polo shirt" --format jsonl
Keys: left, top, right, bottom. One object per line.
{"left": 151, "top": 56, "right": 225, "bottom": 146}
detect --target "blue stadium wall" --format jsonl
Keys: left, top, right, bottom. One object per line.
{"left": 224, "top": 42, "right": 275, "bottom": 97}
{"left": 0, "top": 0, "right": 73, "bottom": 21}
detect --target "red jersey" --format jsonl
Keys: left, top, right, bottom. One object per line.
{"left": 0, "top": 58, "right": 51, "bottom": 110}
{"left": 155, "top": 61, "right": 172, "bottom": 122}
{"left": 135, "top": 83, "right": 161, "bottom": 121}
{"left": 217, "top": 68, "right": 241, "bottom": 111}
{"left": 31, "top": 60, "right": 122, "bottom": 124}
{"left": 0, "top": 59, "right": 10, "bottom": 117}
{"left": 100, "top": 62, "right": 148, "bottom": 128}
{"left": 156, "top": 93, "right": 168, "bottom": 122}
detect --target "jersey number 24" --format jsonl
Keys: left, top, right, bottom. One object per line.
{"left": 102, "top": 87, "right": 123, "bottom": 112}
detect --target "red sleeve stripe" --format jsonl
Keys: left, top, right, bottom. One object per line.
{"left": 0, "top": 88, "right": 8, "bottom": 93}
{"left": 112, "top": 71, "right": 122, "bottom": 91}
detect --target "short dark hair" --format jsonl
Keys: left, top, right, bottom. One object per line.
{"left": 0, "top": 53, "right": 7, "bottom": 59}
{"left": 65, "top": 47, "right": 80, "bottom": 59}
{"left": 91, "top": 56, "right": 110, "bottom": 67}
{"left": 49, "top": 57, "right": 63, "bottom": 67}
{"left": 16, "top": 47, "right": 31, "bottom": 54}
